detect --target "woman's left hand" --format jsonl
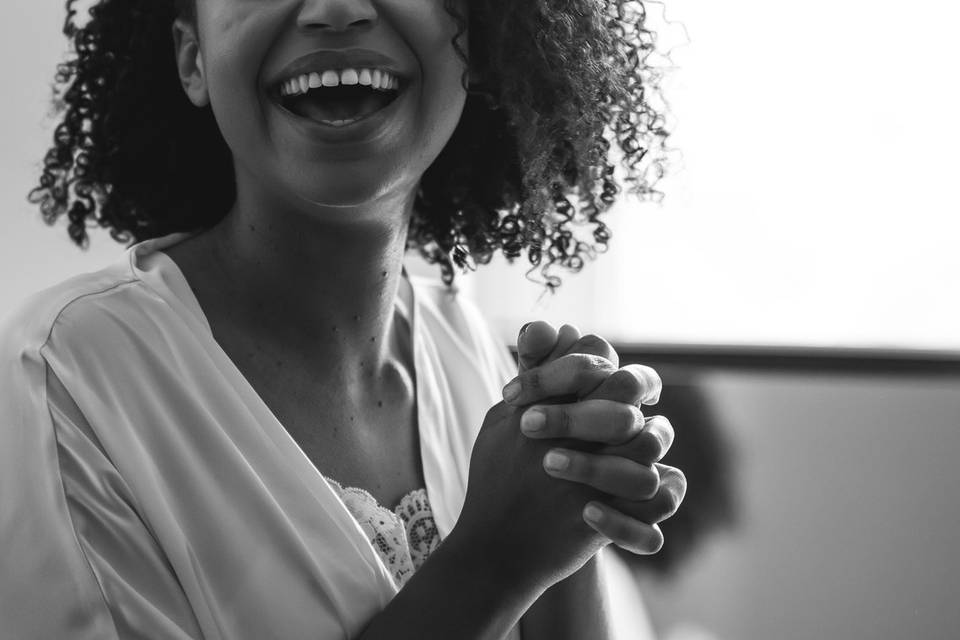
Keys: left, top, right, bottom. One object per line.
{"left": 502, "top": 321, "right": 686, "bottom": 555}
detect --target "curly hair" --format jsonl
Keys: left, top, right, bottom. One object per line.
{"left": 29, "top": 0, "right": 675, "bottom": 291}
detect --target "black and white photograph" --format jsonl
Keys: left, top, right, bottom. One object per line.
{"left": 1, "top": 0, "right": 957, "bottom": 638}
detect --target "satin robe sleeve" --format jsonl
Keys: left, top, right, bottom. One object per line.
{"left": 0, "top": 324, "right": 203, "bottom": 639}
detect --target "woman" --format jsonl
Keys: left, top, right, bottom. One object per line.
{"left": 1, "top": 0, "right": 684, "bottom": 638}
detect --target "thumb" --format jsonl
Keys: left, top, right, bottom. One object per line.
{"left": 516, "top": 321, "right": 558, "bottom": 373}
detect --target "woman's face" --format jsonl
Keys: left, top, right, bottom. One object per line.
{"left": 175, "top": 0, "right": 468, "bottom": 211}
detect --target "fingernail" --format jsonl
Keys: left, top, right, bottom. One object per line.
{"left": 521, "top": 409, "right": 545, "bottom": 433}
{"left": 519, "top": 322, "right": 532, "bottom": 339}
{"left": 543, "top": 450, "right": 569, "bottom": 472}
{"left": 583, "top": 503, "right": 603, "bottom": 524}
{"left": 502, "top": 378, "right": 521, "bottom": 403}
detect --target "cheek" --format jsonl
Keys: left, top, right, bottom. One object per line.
{"left": 384, "top": 0, "right": 468, "bottom": 71}
{"left": 200, "top": 6, "right": 284, "bottom": 137}
{"left": 402, "top": 4, "right": 469, "bottom": 110}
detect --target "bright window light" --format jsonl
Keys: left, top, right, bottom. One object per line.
{"left": 449, "top": 0, "right": 960, "bottom": 351}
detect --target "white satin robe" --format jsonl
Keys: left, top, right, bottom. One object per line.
{"left": 0, "top": 231, "right": 653, "bottom": 639}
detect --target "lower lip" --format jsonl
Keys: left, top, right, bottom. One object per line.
{"left": 271, "top": 87, "right": 407, "bottom": 143}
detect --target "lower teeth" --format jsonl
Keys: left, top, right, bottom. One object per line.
{"left": 319, "top": 117, "right": 361, "bottom": 127}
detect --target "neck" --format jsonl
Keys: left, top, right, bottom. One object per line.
{"left": 195, "top": 172, "right": 417, "bottom": 388}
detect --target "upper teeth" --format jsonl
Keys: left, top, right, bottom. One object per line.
{"left": 279, "top": 68, "right": 400, "bottom": 97}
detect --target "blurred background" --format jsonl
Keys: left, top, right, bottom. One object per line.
{"left": 4, "top": 0, "right": 960, "bottom": 638}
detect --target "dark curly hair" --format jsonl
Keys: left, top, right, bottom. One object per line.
{"left": 29, "top": 0, "right": 675, "bottom": 290}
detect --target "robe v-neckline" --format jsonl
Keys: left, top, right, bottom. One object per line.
{"left": 127, "top": 229, "right": 442, "bottom": 598}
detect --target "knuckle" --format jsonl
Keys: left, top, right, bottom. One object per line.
{"left": 609, "top": 368, "right": 644, "bottom": 399}
{"left": 612, "top": 404, "right": 641, "bottom": 443}
{"left": 560, "top": 323, "right": 581, "bottom": 336}
{"left": 574, "top": 355, "right": 612, "bottom": 386}
{"left": 485, "top": 402, "right": 510, "bottom": 422}
{"left": 659, "top": 467, "right": 687, "bottom": 517}
{"left": 636, "top": 365, "right": 663, "bottom": 404}
{"left": 524, "top": 368, "right": 542, "bottom": 391}
{"left": 662, "top": 492, "right": 681, "bottom": 519}
{"left": 526, "top": 320, "right": 553, "bottom": 338}
{"left": 579, "top": 353, "right": 613, "bottom": 373}
{"left": 633, "top": 464, "right": 660, "bottom": 501}
{"left": 626, "top": 405, "right": 645, "bottom": 438}
{"left": 558, "top": 407, "right": 574, "bottom": 437}
{"left": 653, "top": 415, "right": 676, "bottom": 452}
{"left": 671, "top": 468, "right": 689, "bottom": 503}
{"left": 579, "top": 333, "right": 608, "bottom": 352}
{"left": 579, "top": 334, "right": 618, "bottom": 365}
{"left": 589, "top": 353, "right": 618, "bottom": 372}
{"left": 661, "top": 464, "right": 686, "bottom": 489}
{"left": 637, "top": 428, "right": 664, "bottom": 462}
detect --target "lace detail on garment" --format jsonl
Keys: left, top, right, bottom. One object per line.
{"left": 323, "top": 477, "right": 441, "bottom": 589}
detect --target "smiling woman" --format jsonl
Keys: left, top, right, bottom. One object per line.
{"left": 30, "top": 0, "right": 670, "bottom": 288}
{"left": 4, "top": 0, "right": 680, "bottom": 639}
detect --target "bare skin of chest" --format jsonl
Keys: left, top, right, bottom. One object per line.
{"left": 160, "top": 242, "right": 424, "bottom": 511}
{"left": 232, "top": 340, "right": 425, "bottom": 511}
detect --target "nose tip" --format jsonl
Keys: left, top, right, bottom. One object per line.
{"left": 297, "top": 2, "right": 378, "bottom": 33}
{"left": 300, "top": 17, "right": 374, "bottom": 33}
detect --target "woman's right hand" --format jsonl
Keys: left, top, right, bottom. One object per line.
{"left": 453, "top": 322, "right": 684, "bottom": 597}
{"left": 453, "top": 396, "right": 610, "bottom": 593}
{"left": 452, "top": 339, "right": 655, "bottom": 594}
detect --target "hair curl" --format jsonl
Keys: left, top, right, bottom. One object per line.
{"left": 29, "top": 0, "right": 675, "bottom": 290}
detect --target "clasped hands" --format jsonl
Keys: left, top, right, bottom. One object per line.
{"left": 504, "top": 321, "right": 686, "bottom": 555}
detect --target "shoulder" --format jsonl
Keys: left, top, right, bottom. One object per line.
{"left": 0, "top": 265, "right": 158, "bottom": 376}
{"left": 0, "top": 276, "right": 149, "bottom": 639}
{"left": 0, "top": 265, "right": 193, "bottom": 472}
{"left": 0, "top": 269, "right": 141, "bottom": 474}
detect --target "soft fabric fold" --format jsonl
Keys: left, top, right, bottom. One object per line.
{"left": 0, "top": 230, "right": 650, "bottom": 639}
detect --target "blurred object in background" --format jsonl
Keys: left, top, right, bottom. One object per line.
{"left": 614, "top": 371, "right": 739, "bottom": 579}
{"left": 621, "top": 370, "right": 737, "bottom": 577}
{"left": 610, "top": 365, "right": 738, "bottom": 640}
{"left": 620, "top": 349, "right": 960, "bottom": 640}
{"left": 662, "top": 622, "right": 723, "bottom": 640}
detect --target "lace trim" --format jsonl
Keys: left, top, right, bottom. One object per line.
{"left": 324, "top": 476, "right": 441, "bottom": 589}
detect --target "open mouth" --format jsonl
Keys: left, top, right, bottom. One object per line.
{"left": 274, "top": 82, "right": 403, "bottom": 127}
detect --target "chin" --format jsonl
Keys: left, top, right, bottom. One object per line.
{"left": 288, "top": 174, "right": 411, "bottom": 212}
